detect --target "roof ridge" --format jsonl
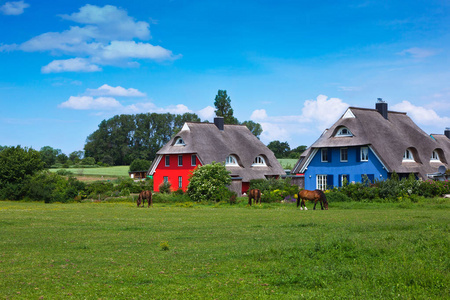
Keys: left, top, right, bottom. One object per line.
{"left": 349, "top": 107, "right": 407, "bottom": 115}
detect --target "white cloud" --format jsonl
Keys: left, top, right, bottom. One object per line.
{"left": 197, "top": 106, "right": 215, "bottom": 120}
{"left": 59, "top": 96, "right": 122, "bottom": 110}
{"left": 0, "top": 1, "right": 29, "bottom": 15}
{"left": 87, "top": 84, "right": 145, "bottom": 97}
{"left": 301, "top": 94, "right": 348, "bottom": 129}
{"left": 391, "top": 100, "right": 450, "bottom": 126}
{"left": 250, "top": 109, "right": 268, "bottom": 120}
{"left": 4, "top": 4, "right": 178, "bottom": 73}
{"left": 41, "top": 58, "right": 102, "bottom": 73}
{"left": 398, "top": 47, "right": 438, "bottom": 59}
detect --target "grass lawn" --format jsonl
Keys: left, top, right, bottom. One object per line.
{"left": 50, "top": 166, "right": 130, "bottom": 178}
{"left": 0, "top": 200, "right": 448, "bottom": 299}
{"left": 277, "top": 159, "right": 298, "bottom": 169}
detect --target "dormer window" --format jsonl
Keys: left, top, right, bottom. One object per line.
{"left": 431, "top": 150, "right": 440, "bottom": 161}
{"left": 225, "top": 155, "right": 239, "bottom": 166}
{"left": 174, "top": 137, "right": 185, "bottom": 146}
{"left": 403, "top": 149, "right": 414, "bottom": 161}
{"left": 252, "top": 156, "right": 267, "bottom": 167}
{"left": 336, "top": 127, "right": 353, "bottom": 137}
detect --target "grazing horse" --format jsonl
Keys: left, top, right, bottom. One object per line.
{"left": 248, "top": 189, "right": 261, "bottom": 206}
{"left": 297, "top": 189, "right": 328, "bottom": 210}
{"left": 137, "top": 190, "right": 152, "bottom": 207}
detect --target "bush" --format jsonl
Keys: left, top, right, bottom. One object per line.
{"left": 153, "top": 192, "right": 191, "bottom": 203}
{"left": 326, "top": 190, "right": 351, "bottom": 202}
{"left": 250, "top": 178, "right": 299, "bottom": 203}
{"left": 159, "top": 181, "right": 172, "bottom": 194}
{"left": 129, "top": 159, "right": 151, "bottom": 172}
{"left": 187, "top": 162, "right": 232, "bottom": 202}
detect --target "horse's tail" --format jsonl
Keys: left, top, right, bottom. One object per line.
{"left": 296, "top": 193, "right": 300, "bottom": 207}
{"left": 316, "top": 189, "right": 328, "bottom": 204}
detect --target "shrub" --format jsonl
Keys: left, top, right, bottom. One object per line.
{"left": 187, "top": 162, "right": 231, "bottom": 202}
{"left": 129, "top": 159, "right": 151, "bottom": 172}
{"left": 159, "top": 181, "right": 172, "bottom": 194}
{"left": 153, "top": 192, "right": 191, "bottom": 203}
{"left": 250, "top": 178, "right": 299, "bottom": 203}
{"left": 326, "top": 190, "right": 351, "bottom": 202}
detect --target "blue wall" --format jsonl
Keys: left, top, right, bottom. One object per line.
{"left": 304, "top": 147, "right": 388, "bottom": 190}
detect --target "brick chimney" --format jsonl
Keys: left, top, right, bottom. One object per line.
{"left": 445, "top": 127, "right": 450, "bottom": 139}
{"left": 214, "top": 117, "right": 224, "bottom": 131}
{"left": 376, "top": 98, "right": 388, "bottom": 120}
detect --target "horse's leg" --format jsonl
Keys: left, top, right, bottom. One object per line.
{"left": 320, "top": 200, "right": 324, "bottom": 210}
{"left": 297, "top": 195, "right": 300, "bottom": 208}
{"left": 313, "top": 200, "right": 317, "bottom": 210}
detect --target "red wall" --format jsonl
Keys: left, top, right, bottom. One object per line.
{"left": 153, "top": 154, "right": 201, "bottom": 192}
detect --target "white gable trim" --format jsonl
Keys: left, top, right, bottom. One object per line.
{"left": 149, "top": 155, "right": 162, "bottom": 175}
{"left": 299, "top": 148, "right": 319, "bottom": 173}
{"left": 181, "top": 123, "right": 190, "bottom": 131}
{"left": 368, "top": 145, "right": 389, "bottom": 172}
{"left": 342, "top": 108, "right": 355, "bottom": 119}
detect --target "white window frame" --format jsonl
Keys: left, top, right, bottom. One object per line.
{"left": 321, "top": 149, "right": 328, "bottom": 162}
{"left": 316, "top": 175, "right": 327, "bottom": 191}
{"left": 403, "top": 149, "right": 414, "bottom": 161}
{"left": 174, "top": 137, "right": 185, "bottom": 146}
{"left": 225, "top": 155, "right": 239, "bottom": 166}
{"left": 336, "top": 127, "right": 353, "bottom": 137}
{"left": 178, "top": 176, "right": 182, "bottom": 188}
{"left": 163, "top": 176, "right": 169, "bottom": 183}
{"left": 360, "top": 147, "right": 369, "bottom": 162}
{"left": 191, "top": 154, "right": 197, "bottom": 166}
{"left": 178, "top": 155, "right": 183, "bottom": 166}
{"left": 252, "top": 156, "right": 267, "bottom": 167}
{"left": 431, "top": 150, "right": 440, "bottom": 162}
{"left": 340, "top": 148, "right": 348, "bottom": 162}
{"left": 165, "top": 155, "right": 170, "bottom": 167}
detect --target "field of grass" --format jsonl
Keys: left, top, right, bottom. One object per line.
{"left": 277, "top": 159, "right": 298, "bottom": 170}
{"left": 50, "top": 166, "right": 130, "bottom": 177}
{"left": 1, "top": 200, "right": 448, "bottom": 299}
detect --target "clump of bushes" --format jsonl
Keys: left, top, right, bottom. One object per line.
{"left": 250, "top": 178, "right": 299, "bottom": 203}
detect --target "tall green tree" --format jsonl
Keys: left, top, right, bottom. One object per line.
{"left": 241, "top": 120, "right": 263, "bottom": 139}
{"left": 39, "top": 146, "right": 61, "bottom": 168}
{"left": 214, "top": 90, "right": 239, "bottom": 124}
{"left": 267, "top": 140, "right": 291, "bottom": 158}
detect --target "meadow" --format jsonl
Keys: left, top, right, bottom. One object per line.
{"left": 0, "top": 200, "right": 449, "bottom": 299}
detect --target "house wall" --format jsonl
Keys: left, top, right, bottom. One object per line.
{"left": 153, "top": 154, "right": 201, "bottom": 192}
{"left": 303, "top": 146, "right": 388, "bottom": 190}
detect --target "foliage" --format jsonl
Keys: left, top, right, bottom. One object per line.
{"left": 250, "top": 178, "right": 299, "bottom": 202}
{"left": 0, "top": 146, "right": 44, "bottom": 200}
{"left": 81, "top": 156, "right": 96, "bottom": 165}
{"left": 267, "top": 140, "right": 291, "bottom": 158}
{"left": 129, "top": 159, "right": 151, "bottom": 172}
{"left": 84, "top": 112, "right": 201, "bottom": 166}
{"left": 213, "top": 89, "right": 239, "bottom": 125}
{"left": 187, "top": 162, "right": 232, "bottom": 202}
{"left": 153, "top": 192, "right": 191, "bottom": 203}
{"left": 159, "top": 181, "right": 172, "bottom": 194}
{"left": 241, "top": 120, "right": 263, "bottom": 139}
{"left": 39, "top": 146, "right": 61, "bottom": 168}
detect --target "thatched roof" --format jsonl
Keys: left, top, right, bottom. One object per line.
{"left": 149, "top": 121, "right": 285, "bottom": 181}
{"left": 292, "top": 106, "right": 450, "bottom": 179}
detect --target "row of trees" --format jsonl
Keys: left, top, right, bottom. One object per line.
{"left": 267, "top": 141, "right": 307, "bottom": 158}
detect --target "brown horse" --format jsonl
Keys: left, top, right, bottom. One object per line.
{"left": 137, "top": 190, "right": 152, "bottom": 207}
{"left": 297, "top": 189, "right": 328, "bottom": 210}
{"left": 248, "top": 189, "right": 261, "bottom": 206}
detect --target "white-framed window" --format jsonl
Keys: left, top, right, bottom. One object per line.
{"left": 178, "top": 176, "right": 182, "bottom": 188}
{"left": 316, "top": 175, "right": 327, "bottom": 191}
{"left": 165, "top": 155, "right": 170, "bottom": 167}
{"left": 403, "top": 149, "right": 414, "bottom": 161}
{"left": 360, "top": 147, "right": 369, "bottom": 162}
{"left": 174, "top": 137, "right": 185, "bottom": 146}
{"left": 225, "top": 155, "right": 238, "bottom": 166}
{"left": 336, "top": 127, "right": 353, "bottom": 137}
{"left": 340, "top": 148, "right": 348, "bottom": 162}
{"left": 163, "top": 176, "right": 169, "bottom": 183}
{"left": 431, "top": 150, "right": 440, "bottom": 161}
{"left": 178, "top": 155, "right": 183, "bottom": 166}
{"left": 321, "top": 149, "right": 328, "bottom": 162}
{"left": 252, "top": 156, "right": 267, "bottom": 166}
{"left": 191, "top": 154, "right": 197, "bottom": 166}
{"left": 340, "top": 174, "right": 349, "bottom": 186}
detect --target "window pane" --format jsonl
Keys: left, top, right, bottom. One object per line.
{"left": 165, "top": 155, "right": 170, "bottom": 166}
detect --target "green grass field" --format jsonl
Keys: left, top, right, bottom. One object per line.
{"left": 50, "top": 166, "right": 130, "bottom": 177}
{"left": 1, "top": 200, "right": 448, "bottom": 299}
{"left": 277, "top": 159, "right": 298, "bottom": 170}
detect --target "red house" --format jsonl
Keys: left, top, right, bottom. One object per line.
{"left": 148, "top": 117, "right": 285, "bottom": 196}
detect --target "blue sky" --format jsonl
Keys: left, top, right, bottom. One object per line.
{"left": 1, "top": 0, "right": 449, "bottom": 155}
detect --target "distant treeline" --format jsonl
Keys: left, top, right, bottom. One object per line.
{"left": 84, "top": 112, "right": 201, "bottom": 166}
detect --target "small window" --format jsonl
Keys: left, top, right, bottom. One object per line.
{"left": 252, "top": 156, "right": 266, "bottom": 166}
{"left": 340, "top": 174, "right": 349, "bottom": 187}
{"left": 403, "top": 149, "right": 414, "bottom": 161}
{"left": 225, "top": 155, "right": 238, "bottom": 166}
{"left": 163, "top": 176, "right": 169, "bottom": 183}
{"left": 340, "top": 148, "right": 348, "bottom": 162}
{"left": 431, "top": 150, "right": 440, "bottom": 161}
{"left": 178, "top": 176, "right": 182, "bottom": 188}
{"left": 321, "top": 149, "right": 328, "bottom": 162}
{"left": 360, "top": 147, "right": 369, "bottom": 162}
{"left": 165, "top": 155, "right": 170, "bottom": 167}
{"left": 336, "top": 127, "right": 353, "bottom": 137}
{"left": 174, "top": 137, "right": 185, "bottom": 146}
{"left": 178, "top": 155, "right": 183, "bottom": 166}
{"left": 191, "top": 154, "right": 197, "bottom": 166}
{"left": 317, "top": 175, "right": 327, "bottom": 191}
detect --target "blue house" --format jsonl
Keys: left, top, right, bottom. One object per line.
{"left": 292, "top": 100, "right": 450, "bottom": 190}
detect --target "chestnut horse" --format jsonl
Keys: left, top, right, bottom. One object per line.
{"left": 248, "top": 189, "right": 261, "bottom": 206}
{"left": 137, "top": 190, "right": 152, "bottom": 207}
{"left": 297, "top": 189, "right": 328, "bottom": 210}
